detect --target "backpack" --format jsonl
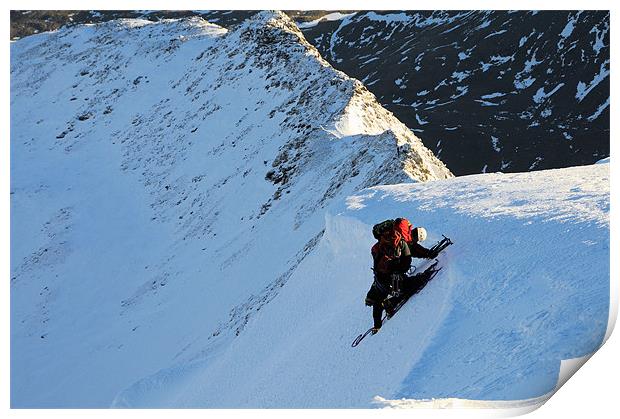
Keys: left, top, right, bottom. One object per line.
{"left": 372, "top": 218, "right": 413, "bottom": 242}
{"left": 372, "top": 219, "right": 394, "bottom": 240}
{"left": 394, "top": 218, "right": 413, "bottom": 243}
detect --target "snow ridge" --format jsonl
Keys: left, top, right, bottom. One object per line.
{"left": 11, "top": 11, "right": 449, "bottom": 407}
{"left": 112, "top": 163, "right": 609, "bottom": 408}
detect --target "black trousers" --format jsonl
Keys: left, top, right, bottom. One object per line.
{"left": 366, "top": 283, "right": 388, "bottom": 329}
{"left": 366, "top": 274, "right": 413, "bottom": 329}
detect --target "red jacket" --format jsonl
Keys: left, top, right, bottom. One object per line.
{"left": 371, "top": 232, "right": 412, "bottom": 276}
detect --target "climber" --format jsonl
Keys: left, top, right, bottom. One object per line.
{"left": 364, "top": 218, "right": 437, "bottom": 334}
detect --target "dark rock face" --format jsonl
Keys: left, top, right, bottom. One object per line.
{"left": 12, "top": 10, "right": 609, "bottom": 175}
{"left": 300, "top": 11, "right": 610, "bottom": 175}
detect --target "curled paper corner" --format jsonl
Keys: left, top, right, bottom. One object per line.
{"left": 370, "top": 352, "right": 609, "bottom": 417}
{"left": 554, "top": 355, "right": 593, "bottom": 391}
{"left": 553, "top": 291, "right": 619, "bottom": 397}
{"left": 605, "top": 265, "right": 619, "bottom": 344}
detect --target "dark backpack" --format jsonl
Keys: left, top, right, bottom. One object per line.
{"left": 372, "top": 219, "right": 395, "bottom": 240}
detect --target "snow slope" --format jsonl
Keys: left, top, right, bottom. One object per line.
{"left": 112, "top": 162, "right": 609, "bottom": 408}
{"left": 10, "top": 12, "right": 450, "bottom": 408}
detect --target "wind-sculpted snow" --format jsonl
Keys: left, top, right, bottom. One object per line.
{"left": 112, "top": 163, "right": 608, "bottom": 408}
{"left": 346, "top": 163, "right": 609, "bottom": 403}
{"left": 10, "top": 11, "right": 450, "bottom": 407}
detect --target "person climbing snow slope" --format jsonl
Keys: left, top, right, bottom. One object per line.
{"left": 364, "top": 218, "right": 437, "bottom": 334}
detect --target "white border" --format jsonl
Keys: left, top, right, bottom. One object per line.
{"left": 4, "top": 1, "right": 617, "bottom": 418}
